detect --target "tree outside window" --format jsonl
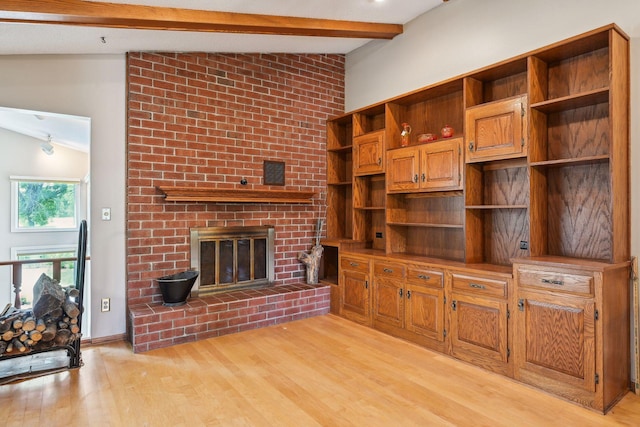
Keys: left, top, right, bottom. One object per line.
{"left": 11, "top": 178, "right": 80, "bottom": 231}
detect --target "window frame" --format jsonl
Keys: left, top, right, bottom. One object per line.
{"left": 10, "top": 176, "right": 81, "bottom": 233}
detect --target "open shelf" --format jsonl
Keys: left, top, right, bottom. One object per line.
{"left": 387, "top": 222, "right": 464, "bottom": 229}
{"left": 530, "top": 88, "right": 608, "bottom": 113}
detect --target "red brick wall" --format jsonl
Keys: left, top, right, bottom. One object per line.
{"left": 126, "top": 52, "right": 345, "bottom": 306}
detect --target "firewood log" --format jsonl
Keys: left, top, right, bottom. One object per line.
{"left": 66, "top": 288, "right": 80, "bottom": 298}
{"left": 12, "top": 318, "right": 23, "bottom": 330}
{"left": 6, "top": 341, "right": 13, "bottom": 353}
{"left": 63, "top": 299, "right": 81, "bottom": 319}
{"left": 32, "top": 274, "right": 65, "bottom": 318}
{"left": 70, "top": 324, "right": 80, "bottom": 334}
{"left": 53, "top": 329, "right": 71, "bottom": 346}
{"left": 12, "top": 338, "right": 26, "bottom": 352}
{"left": 22, "top": 316, "right": 36, "bottom": 332}
{"left": 41, "top": 323, "right": 57, "bottom": 342}
{"left": 29, "top": 330, "right": 43, "bottom": 342}
{"left": 69, "top": 317, "right": 78, "bottom": 325}
{"left": 2, "top": 330, "right": 14, "bottom": 341}
{"left": 36, "top": 318, "right": 46, "bottom": 332}
{"left": 19, "top": 333, "right": 28, "bottom": 343}
{"left": 0, "top": 340, "right": 7, "bottom": 354}
{"left": 0, "top": 314, "right": 19, "bottom": 333}
{"left": 58, "top": 320, "right": 69, "bottom": 330}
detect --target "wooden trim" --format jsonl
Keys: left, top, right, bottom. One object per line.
{"left": 81, "top": 333, "right": 127, "bottom": 347}
{"left": 0, "top": 0, "right": 403, "bottom": 39}
{"left": 157, "top": 186, "right": 315, "bottom": 204}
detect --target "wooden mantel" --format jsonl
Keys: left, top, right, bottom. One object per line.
{"left": 157, "top": 186, "right": 315, "bottom": 204}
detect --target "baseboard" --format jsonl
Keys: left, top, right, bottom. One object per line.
{"left": 81, "top": 333, "right": 127, "bottom": 347}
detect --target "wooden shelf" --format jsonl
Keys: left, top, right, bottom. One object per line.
{"left": 355, "top": 206, "right": 385, "bottom": 211}
{"left": 387, "top": 222, "right": 463, "bottom": 229}
{"left": 465, "top": 205, "right": 528, "bottom": 210}
{"left": 157, "top": 186, "right": 315, "bottom": 203}
{"left": 530, "top": 88, "right": 609, "bottom": 113}
{"left": 327, "top": 145, "right": 353, "bottom": 153}
{"left": 530, "top": 155, "right": 609, "bottom": 168}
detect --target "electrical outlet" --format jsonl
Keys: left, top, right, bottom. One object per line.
{"left": 101, "top": 298, "right": 110, "bottom": 312}
{"left": 101, "top": 207, "right": 111, "bottom": 221}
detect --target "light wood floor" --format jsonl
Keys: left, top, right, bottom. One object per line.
{"left": 1, "top": 314, "right": 639, "bottom": 426}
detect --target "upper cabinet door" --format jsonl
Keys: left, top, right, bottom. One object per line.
{"left": 387, "top": 146, "right": 420, "bottom": 192}
{"left": 420, "top": 138, "right": 462, "bottom": 191}
{"left": 465, "top": 95, "right": 528, "bottom": 162}
{"left": 354, "top": 130, "right": 385, "bottom": 176}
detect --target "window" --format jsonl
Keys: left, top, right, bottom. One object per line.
{"left": 11, "top": 177, "right": 80, "bottom": 232}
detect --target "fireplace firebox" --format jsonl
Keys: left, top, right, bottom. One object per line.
{"left": 190, "top": 226, "right": 275, "bottom": 297}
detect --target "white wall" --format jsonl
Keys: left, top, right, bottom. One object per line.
{"left": 346, "top": 0, "right": 640, "bottom": 381}
{"left": 0, "top": 128, "right": 89, "bottom": 305}
{"left": 0, "top": 55, "right": 126, "bottom": 339}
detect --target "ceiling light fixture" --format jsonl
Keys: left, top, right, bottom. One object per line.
{"left": 41, "top": 135, "right": 54, "bottom": 156}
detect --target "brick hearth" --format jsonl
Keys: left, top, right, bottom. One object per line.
{"left": 129, "top": 283, "right": 330, "bottom": 353}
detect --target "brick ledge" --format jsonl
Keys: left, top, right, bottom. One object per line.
{"left": 129, "top": 283, "right": 330, "bottom": 353}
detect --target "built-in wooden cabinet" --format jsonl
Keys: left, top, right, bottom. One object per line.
{"left": 465, "top": 96, "right": 528, "bottom": 162}
{"left": 371, "top": 260, "right": 446, "bottom": 351}
{"left": 354, "top": 130, "right": 385, "bottom": 176}
{"left": 387, "top": 138, "right": 462, "bottom": 193}
{"left": 513, "top": 258, "right": 630, "bottom": 413}
{"left": 339, "top": 254, "right": 371, "bottom": 326}
{"left": 449, "top": 271, "right": 511, "bottom": 376}
{"left": 325, "top": 24, "right": 630, "bottom": 413}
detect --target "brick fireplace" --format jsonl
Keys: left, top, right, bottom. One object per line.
{"left": 126, "top": 52, "right": 345, "bottom": 351}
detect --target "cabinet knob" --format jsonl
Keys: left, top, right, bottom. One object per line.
{"left": 406, "top": 290, "right": 411, "bottom": 299}
{"left": 413, "top": 174, "right": 418, "bottom": 183}
{"left": 377, "top": 157, "right": 382, "bottom": 165}
{"left": 468, "top": 141, "right": 475, "bottom": 151}
{"left": 421, "top": 173, "right": 426, "bottom": 182}
{"left": 399, "top": 288, "right": 403, "bottom": 298}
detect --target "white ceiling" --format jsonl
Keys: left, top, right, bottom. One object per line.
{"left": 0, "top": 0, "right": 445, "bottom": 55}
{"left": 0, "top": 0, "right": 444, "bottom": 151}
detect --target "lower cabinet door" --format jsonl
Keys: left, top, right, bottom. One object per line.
{"left": 405, "top": 283, "right": 445, "bottom": 342}
{"left": 372, "top": 278, "right": 403, "bottom": 328}
{"left": 450, "top": 292, "right": 509, "bottom": 374}
{"left": 514, "top": 290, "right": 596, "bottom": 400}
{"left": 340, "top": 269, "right": 370, "bottom": 325}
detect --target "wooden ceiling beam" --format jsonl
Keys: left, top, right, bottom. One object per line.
{"left": 0, "top": 0, "right": 403, "bottom": 39}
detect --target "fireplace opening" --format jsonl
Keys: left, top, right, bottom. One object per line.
{"left": 190, "top": 226, "right": 275, "bottom": 296}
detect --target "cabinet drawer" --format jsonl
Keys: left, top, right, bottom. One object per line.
{"left": 406, "top": 266, "right": 443, "bottom": 288}
{"left": 516, "top": 267, "right": 593, "bottom": 296}
{"left": 451, "top": 273, "right": 507, "bottom": 298}
{"left": 374, "top": 261, "right": 405, "bottom": 280}
{"left": 340, "top": 256, "right": 369, "bottom": 273}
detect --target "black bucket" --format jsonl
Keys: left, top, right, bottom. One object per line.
{"left": 156, "top": 270, "right": 199, "bottom": 306}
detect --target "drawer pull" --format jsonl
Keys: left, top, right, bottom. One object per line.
{"left": 417, "top": 274, "right": 431, "bottom": 281}
{"left": 350, "top": 262, "right": 359, "bottom": 267}
{"left": 383, "top": 268, "right": 394, "bottom": 274}
{"left": 541, "top": 278, "right": 564, "bottom": 286}
{"left": 469, "top": 283, "right": 486, "bottom": 290}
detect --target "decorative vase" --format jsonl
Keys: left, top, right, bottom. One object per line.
{"left": 441, "top": 124, "right": 454, "bottom": 138}
{"left": 401, "top": 123, "right": 412, "bottom": 147}
{"left": 156, "top": 270, "right": 199, "bottom": 306}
